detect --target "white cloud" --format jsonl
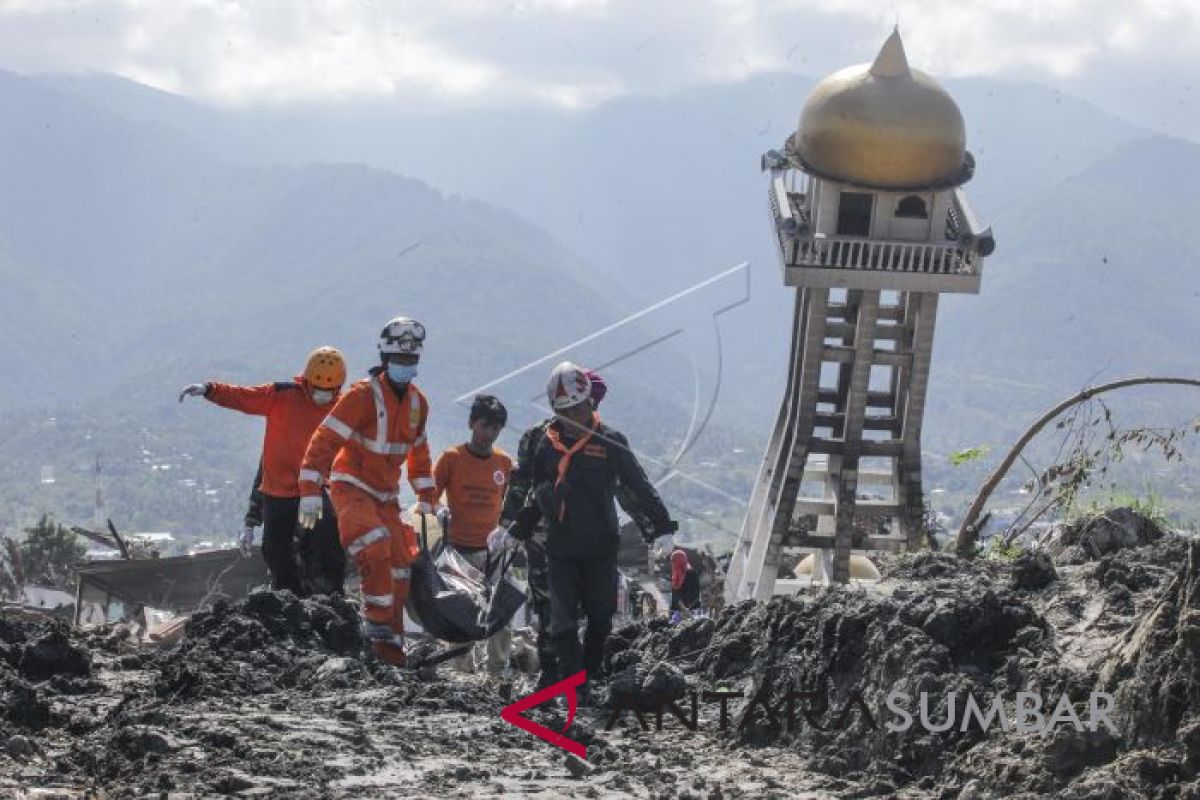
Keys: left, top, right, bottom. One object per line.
{"left": 0, "top": 0, "right": 1196, "bottom": 116}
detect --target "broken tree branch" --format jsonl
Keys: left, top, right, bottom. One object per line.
{"left": 954, "top": 376, "right": 1200, "bottom": 557}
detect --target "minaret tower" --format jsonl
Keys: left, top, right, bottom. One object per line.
{"left": 726, "top": 30, "right": 995, "bottom": 599}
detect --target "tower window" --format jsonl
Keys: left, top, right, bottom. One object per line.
{"left": 896, "top": 195, "right": 928, "bottom": 219}
{"left": 836, "top": 192, "right": 873, "bottom": 237}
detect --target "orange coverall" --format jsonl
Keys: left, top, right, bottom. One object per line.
{"left": 299, "top": 373, "right": 436, "bottom": 664}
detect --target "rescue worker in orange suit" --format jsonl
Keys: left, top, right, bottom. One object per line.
{"left": 297, "top": 317, "right": 437, "bottom": 666}
{"left": 507, "top": 361, "right": 675, "bottom": 702}
{"left": 179, "top": 347, "right": 348, "bottom": 596}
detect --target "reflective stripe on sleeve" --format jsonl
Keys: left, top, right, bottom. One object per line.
{"left": 298, "top": 469, "right": 323, "bottom": 485}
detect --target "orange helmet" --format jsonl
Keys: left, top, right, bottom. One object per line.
{"left": 303, "top": 346, "right": 346, "bottom": 390}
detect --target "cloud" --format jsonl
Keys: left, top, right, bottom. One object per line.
{"left": 0, "top": 0, "right": 1196, "bottom": 116}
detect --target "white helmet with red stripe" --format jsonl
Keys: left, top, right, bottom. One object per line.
{"left": 547, "top": 361, "right": 592, "bottom": 410}
{"left": 379, "top": 316, "right": 425, "bottom": 357}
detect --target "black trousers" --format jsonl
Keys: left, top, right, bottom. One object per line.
{"left": 548, "top": 555, "right": 618, "bottom": 685}
{"left": 261, "top": 493, "right": 344, "bottom": 597}
{"left": 524, "top": 532, "right": 559, "bottom": 684}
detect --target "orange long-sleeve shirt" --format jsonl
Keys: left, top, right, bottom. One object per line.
{"left": 206, "top": 377, "right": 335, "bottom": 498}
{"left": 434, "top": 444, "right": 513, "bottom": 548}
{"left": 298, "top": 373, "right": 435, "bottom": 504}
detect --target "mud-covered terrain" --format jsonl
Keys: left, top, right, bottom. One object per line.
{"left": 3, "top": 508, "right": 1200, "bottom": 798}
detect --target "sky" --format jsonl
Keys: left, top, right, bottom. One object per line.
{"left": 0, "top": 0, "right": 1197, "bottom": 139}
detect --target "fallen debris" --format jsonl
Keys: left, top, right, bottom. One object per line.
{"left": 1, "top": 510, "right": 1198, "bottom": 798}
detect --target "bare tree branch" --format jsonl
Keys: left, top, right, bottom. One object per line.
{"left": 955, "top": 376, "right": 1200, "bottom": 556}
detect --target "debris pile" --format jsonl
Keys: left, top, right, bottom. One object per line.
{"left": 1101, "top": 538, "right": 1200, "bottom": 746}
{"left": 607, "top": 554, "right": 1047, "bottom": 786}
{"left": 3, "top": 509, "right": 1200, "bottom": 798}
{"left": 1012, "top": 550, "right": 1058, "bottom": 590}
{"left": 153, "top": 589, "right": 364, "bottom": 700}
{"left": 605, "top": 512, "right": 1200, "bottom": 796}
{"left": 0, "top": 615, "right": 93, "bottom": 737}
{"left": 1051, "top": 505, "right": 1166, "bottom": 561}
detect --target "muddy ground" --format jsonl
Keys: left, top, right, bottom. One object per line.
{"left": 3, "top": 507, "right": 1200, "bottom": 798}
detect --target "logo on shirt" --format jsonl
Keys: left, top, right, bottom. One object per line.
{"left": 493, "top": 469, "right": 506, "bottom": 486}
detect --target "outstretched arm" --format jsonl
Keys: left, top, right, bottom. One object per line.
{"left": 205, "top": 382, "right": 283, "bottom": 416}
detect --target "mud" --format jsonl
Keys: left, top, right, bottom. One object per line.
{"left": 153, "top": 590, "right": 365, "bottom": 700}
{"left": 1052, "top": 506, "right": 1166, "bottom": 560}
{"left": 3, "top": 508, "right": 1200, "bottom": 798}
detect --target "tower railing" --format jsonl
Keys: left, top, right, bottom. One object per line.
{"left": 785, "top": 234, "right": 978, "bottom": 275}
{"left": 768, "top": 175, "right": 985, "bottom": 278}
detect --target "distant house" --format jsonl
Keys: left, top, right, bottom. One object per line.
{"left": 125, "top": 532, "right": 176, "bottom": 557}
{"left": 21, "top": 585, "right": 74, "bottom": 609}
{"left": 15, "top": 585, "right": 105, "bottom": 624}
{"left": 128, "top": 532, "right": 174, "bottom": 544}
{"left": 85, "top": 547, "right": 122, "bottom": 562}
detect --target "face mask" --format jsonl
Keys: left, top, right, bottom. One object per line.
{"left": 311, "top": 389, "right": 335, "bottom": 405}
{"left": 386, "top": 363, "right": 418, "bottom": 384}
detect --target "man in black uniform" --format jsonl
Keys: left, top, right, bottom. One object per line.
{"left": 500, "top": 424, "right": 560, "bottom": 688}
{"left": 506, "top": 362, "right": 674, "bottom": 700}
{"left": 501, "top": 367, "right": 666, "bottom": 690}
{"left": 242, "top": 459, "right": 345, "bottom": 596}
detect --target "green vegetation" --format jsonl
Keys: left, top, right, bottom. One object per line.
{"left": 986, "top": 538, "right": 1024, "bottom": 561}
{"left": 949, "top": 445, "right": 991, "bottom": 467}
{"left": 13, "top": 514, "right": 86, "bottom": 590}
{"left": 1068, "top": 487, "right": 1174, "bottom": 532}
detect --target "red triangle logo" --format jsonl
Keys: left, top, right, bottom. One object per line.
{"left": 500, "top": 670, "right": 587, "bottom": 759}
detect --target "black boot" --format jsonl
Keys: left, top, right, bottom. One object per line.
{"left": 553, "top": 629, "right": 583, "bottom": 683}
{"left": 535, "top": 631, "right": 561, "bottom": 690}
{"left": 582, "top": 619, "right": 612, "bottom": 683}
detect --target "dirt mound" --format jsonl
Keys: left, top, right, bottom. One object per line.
{"left": 7, "top": 511, "right": 1200, "bottom": 798}
{"left": 0, "top": 615, "right": 92, "bottom": 681}
{"left": 1012, "top": 551, "right": 1058, "bottom": 590}
{"left": 1, "top": 591, "right": 514, "bottom": 798}
{"left": 606, "top": 575, "right": 1048, "bottom": 785}
{"left": 1053, "top": 507, "right": 1166, "bottom": 560}
{"left": 600, "top": 530, "right": 1200, "bottom": 795}
{"left": 0, "top": 613, "right": 96, "bottom": 736}
{"left": 153, "top": 590, "right": 364, "bottom": 700}
{"left": 877, "top": 550, "right": 1000, "bottom": 581}
{"left": 1100, "top": 538, "right": 1200, "bottom": 747}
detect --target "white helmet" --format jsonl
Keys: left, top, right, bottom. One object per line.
{"left": 379, "top": 316, "right": 425, "bottom": 357}
{"left": 546, "top": 361, "right": 592, "bottom": 411}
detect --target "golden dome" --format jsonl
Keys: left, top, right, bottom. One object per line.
{"left": 793, "top": 30, "right": 969, "bottom": 190}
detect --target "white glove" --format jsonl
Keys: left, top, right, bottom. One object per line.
{"left": 415, "top": 501, "right": 434, "bottom": 515}
{"left": 436, "top": 506, "right": 451, "bottom": 529}
{"left": 239, "top": 525, "right": 255, "bottom": 552}
{"left": 655, "top": 534, "right": 675, "bottom": 557}
{"left": 486, "top": 525, "right": 509, "bottom": 554}
{"left": 178, "top": 383, "right": 208, "bottom": 403}
{"left": 298, "top": 495, "right": 323, "bottom": 529}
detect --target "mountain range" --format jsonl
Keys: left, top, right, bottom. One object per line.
{"left": 4, "top": 66, "right": 1200, "bottom": 540}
